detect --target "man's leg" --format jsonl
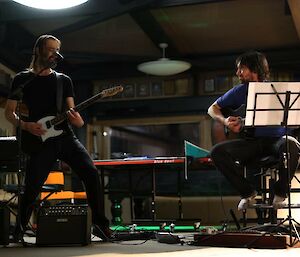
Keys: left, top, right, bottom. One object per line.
{"left": 210, "top": 138, "right": 261, "bottom": 198}
{"left": 17, "top": 145, "right": 57, "bottom": 240}
{"left": 60, "top": 137, "right": 110, "bottom": 240}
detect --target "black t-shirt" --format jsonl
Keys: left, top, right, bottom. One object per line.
{"left": 9, "top": 70, "right": 75, "bottom": 135}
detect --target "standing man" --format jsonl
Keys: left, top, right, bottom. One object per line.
{"left": 5, "top": 35, "right": 111, "bottom": 241}
{"left": 208, "top": 51, "right": 299, "bottom": 211}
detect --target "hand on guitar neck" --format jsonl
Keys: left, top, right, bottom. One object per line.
{"left": 20, "top": 85, "right": 123, "bottom": 154}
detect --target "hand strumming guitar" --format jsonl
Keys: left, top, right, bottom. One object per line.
{"left": 24, "top": 122, "right": 47, "bottom": 136}
{"left": 224, "top": 116, "right": 243, "bottom": 133}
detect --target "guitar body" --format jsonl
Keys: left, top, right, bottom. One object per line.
{"left": 211, "top": 104, "right": 252, "bottom": 144}
{"left": 211, "top": 119, "right": 233, "bottom": 144}
{"left": 19, "top": 85, "right": 123, "bottom": 154}
{"left": 39, "top": 116, "right": 64, "bottom": 142}
{"left": 211, "top": 120, "right": 240, "bottom": 145}
{"left": 20, "top": 116, "right": 65, "bottom": 154}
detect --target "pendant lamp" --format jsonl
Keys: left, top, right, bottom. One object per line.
{"left": 12, "top": 0, "right": 88, "bottom": 10}
{"left": 137, "top": 43, "right": 191, "bottom": 76}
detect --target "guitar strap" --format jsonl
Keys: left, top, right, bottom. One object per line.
{"left": 54, "top": 71, "right": 73, "bottom": 135}
{"left": 55, "top": 71, "right": 64, "bottom": 114}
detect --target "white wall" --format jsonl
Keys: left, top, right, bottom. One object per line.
{"left": 0, "top": 107, "right": 13, "bottom": 136}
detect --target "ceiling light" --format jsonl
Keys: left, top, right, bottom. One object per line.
{"left": 137, "top": 43, "right": 191, "bottom": 76}
{"left": 12, "top": 0, "right": 88, "bottom": 10}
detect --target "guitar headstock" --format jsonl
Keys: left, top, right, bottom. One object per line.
{"left": 101, "top": 85, "right": 123, "bottom": 98}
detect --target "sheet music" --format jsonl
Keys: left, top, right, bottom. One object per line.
{"left": 245, "top": 82, "right": 300, "bottom": 127}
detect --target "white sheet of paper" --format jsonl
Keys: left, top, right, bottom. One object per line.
{"left": 245, "top": 82, "right": 300, "bottom": 127}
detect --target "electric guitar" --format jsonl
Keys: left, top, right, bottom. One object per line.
{"left": 21, "top": 85, "right": 123, "bottom": 153}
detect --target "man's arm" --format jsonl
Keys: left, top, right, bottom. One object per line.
{"left": 66, "top": 97, "right": 84, "bottom": 128}
{"left": 5, "top": 99, "right": 46, "bottom": 136}
{"left": 5, "top": 99, "right": 23, "bottom": 128}
{"left": 207, "top": 101, "right": 226, "bottom": 124}
{"left": 208, "top": 101, "right": 242, "bottom": 133}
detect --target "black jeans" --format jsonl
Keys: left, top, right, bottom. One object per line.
{"left": 20, "top": 134, "right": 109, "bottom": 229}
{"left": 210, "top": 136, "right": 299, "bottom": 198}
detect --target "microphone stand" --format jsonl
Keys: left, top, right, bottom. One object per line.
{"left": 14, "top": 94, "right": 25, "bottom": 244}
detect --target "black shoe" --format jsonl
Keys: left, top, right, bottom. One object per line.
{"left": 92, "top": 225, "right": 112, "bottom": 242}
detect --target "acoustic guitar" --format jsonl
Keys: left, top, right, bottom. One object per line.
{"left": 211, "top": 104, "right": 253, "bottom": 144}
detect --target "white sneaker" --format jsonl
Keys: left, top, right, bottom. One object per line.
{"left": 272, "top": 195, "right": 286, "bottom": 209}
{"left": 237, "top": 191, "right": 257, "bottom": 211}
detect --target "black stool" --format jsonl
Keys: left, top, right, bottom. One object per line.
{"left": 242, "top": 155, "right": 279, "bottom": 226}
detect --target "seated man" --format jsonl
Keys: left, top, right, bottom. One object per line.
{"left": 207, "top": 50, "right": 299, "bottom": 210}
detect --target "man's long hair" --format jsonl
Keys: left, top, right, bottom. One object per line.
{"left": 29, "top": 34, "right": 60, "bottom": 69}
{"left": 236, "top": 51, "right": 270, "bottom": 81}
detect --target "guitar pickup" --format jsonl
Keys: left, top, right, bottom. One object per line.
{"left": 45, "top": 120, "right": 52, "bottom": 129}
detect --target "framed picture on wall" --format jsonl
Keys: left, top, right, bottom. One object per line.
{"left": 164, "top": 80, "right": 175, "bottom": 95}
{"left": 175, "top": 78, "right": 190, "bottom": 95}
{"left": 136, "top": 83, "right": 150, "bottom": 97}
{"left": 123, "top": 84, "right": 135, "bottom": 98}
{"left": 215, "top": 76, "right": 230, "bottom": 92}
{"left": 204, "top": 79, "right": 215, "bottom": 93}
{"left": 151, "top": 81, "right": 163, "bottom": 97}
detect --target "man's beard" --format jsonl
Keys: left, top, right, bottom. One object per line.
{"left": 38, "top": 56, "right": 56, "bottom": 69}
{"left": 239, "top": 77, "right": 249, "bottom": 84}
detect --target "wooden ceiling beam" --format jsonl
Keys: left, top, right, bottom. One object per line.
{"left": 130, "top": 10, "right": 179, "bottom": 57}
{"left": 287, "top": 0, "right": 300, "bottom": 40}
{"left": 0, "top": 23, "right": 34, "bottom": 71}
{"left": 48, "top": 0, "right": 157, "bottom": 37}
{"left": 152, "top": 0, "right": 232, "bottom": 8}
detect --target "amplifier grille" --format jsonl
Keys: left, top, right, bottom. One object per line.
{"left": 39, "top": 205, "right": 89, "bottom": 216}
{"left": 36, "top": 204, "right": 91, "bottom": 246}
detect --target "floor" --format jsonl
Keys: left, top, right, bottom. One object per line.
{"left": 2, "top": 231, "right": 300, "bottom": 257}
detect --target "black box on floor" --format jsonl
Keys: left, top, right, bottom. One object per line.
{"left": 36, "top": 204, "right": 91, "bottom": 246}
{"left": 0, "top": 203, "right": 10, "bottom": 246}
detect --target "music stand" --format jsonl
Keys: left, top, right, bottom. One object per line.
{"left": 245, "top": 82, "right": 300, "bottom": 246}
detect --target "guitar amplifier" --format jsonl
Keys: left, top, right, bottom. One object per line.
{"left": 36, "top": 204, "right": 91, "bottom": 246}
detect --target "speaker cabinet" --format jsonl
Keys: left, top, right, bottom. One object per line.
{"left": 0, "top": 203, "right": 10, "bottom": 246}
{"left": 36, "top": 205, "right": 91, "bottom": 246}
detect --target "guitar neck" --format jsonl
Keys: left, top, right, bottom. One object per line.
{"left": 50, "top": 91, "right": 105, "bottom": 126}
